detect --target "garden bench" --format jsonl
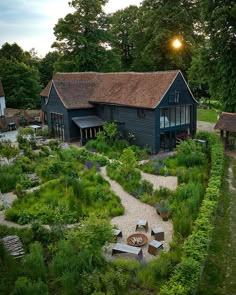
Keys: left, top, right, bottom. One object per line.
{"left": 135, "top": 219, "right": 148, "bottom": 232}
{"left": 148, "top": 240, "right": 163, "bottom": 256}
{"left": 113, "top": 229, "right": 122, "bottom": 238}
{"left": 151, "top": 226, "right": 164, "bottom": 241}
{"left": 112, "top": 243, "right": 143, "bottom": 259}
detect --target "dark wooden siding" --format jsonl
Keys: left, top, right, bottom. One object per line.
{"left": 154, "top": 72, "right": 197, "bottom": 152}
{"left": 41, "top": 85, "right": 69, "bottom": 141}
{"left": 67, "top": 108, "right": 96, "bottom": 140}
{"left": 96, "top": 104, "right": 156, "bottom": 152}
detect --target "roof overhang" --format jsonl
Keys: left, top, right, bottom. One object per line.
{"left": 72, "top": 116, "right": 104, "bottom": 129}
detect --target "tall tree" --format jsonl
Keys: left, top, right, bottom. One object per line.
{"left": 0, "top": 57, "right": 41, "bottom": 109}
{"left": 109, "top": 5, "right": 139, "bottom": 70}
{"left": 52, "top": 0, "right": 120, "bottom": 72}
{"left": 197, "top": 0, "right": 236, "bottom": 111}
{"left": 0, "top": 42, "right": 26, "bottom": 62}
{"left": 0, "top": 43, "right": 41, "bottom": 109}
{"left": 131, "top": 0, "right": 200, "bottom": 72}
{"left": 38, "top": 51, "right": 60, "bottom": 87}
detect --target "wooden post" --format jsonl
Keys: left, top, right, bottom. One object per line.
{"left": 85, "top": 129, "right": 88, "bottom": 139}
{"left": 90, "top": 128, "right": 92, "bottom": 138}
{"left": 94, "top": 128, "right": 97, "bottom": 137}
{"left": 220, "top": 130, "right": 224, "bottom": 139}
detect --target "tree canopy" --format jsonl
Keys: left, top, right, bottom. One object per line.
{"left": 1, "top": 0, "right": 235, "bottom": 111}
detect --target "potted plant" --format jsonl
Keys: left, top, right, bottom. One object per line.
{"left": 155, "top": 200, "right": 171, "bottom": 221}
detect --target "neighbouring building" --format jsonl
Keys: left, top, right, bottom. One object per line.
{"left": 214, "top": 112, "right": 236, "bottom": 149}
{"left": 40, "top": 70, "right": 197, "bottom": 153}
{"left": 0, "top": 80, "right": 6, "bottom": 117}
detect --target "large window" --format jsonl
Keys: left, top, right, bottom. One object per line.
{"left": 160, "top": 105, "right": 191, "bottom": 128}
{"left": 51, "top": 112, "right": 64, "bottom": 140}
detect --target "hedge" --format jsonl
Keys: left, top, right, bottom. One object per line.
{"left": 159, "top": 133, "right": 224, "bottom": 295}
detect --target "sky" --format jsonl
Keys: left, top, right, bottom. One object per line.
{"left": 0, "top": 0, "right": 141, "bottom": 57}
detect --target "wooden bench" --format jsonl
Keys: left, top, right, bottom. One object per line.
{"left": 112, "top": 243, "right": 143, "bottom": 259}
{"left": 151, "top": 226, "right": 164, "bottom": 241}
{"left": 148, "top": 240, "right": 163, "bottom": 256}
{"left": 135, "top": 219, "right": 148, "bottom": 232}
{"left": 113, "top": 229, "right": 123, "bottom": 238}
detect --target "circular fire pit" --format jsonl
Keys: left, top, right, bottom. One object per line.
{"left": 127, "top": 233, "right": 148, "bottom": 247}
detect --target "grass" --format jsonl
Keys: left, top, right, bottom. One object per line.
{"left": 198, "top": 157, "right": 236, "bottom": 294}
{"left": 197, "top": 107, "right": 219, "bottom": 123}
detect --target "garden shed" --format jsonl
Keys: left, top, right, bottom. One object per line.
{"left": 214, "top": 112, "right": 236, "bottom": 149}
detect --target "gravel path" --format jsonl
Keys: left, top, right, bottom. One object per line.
{"left": 100, "top": 167, "right": 173, "bottom": 262}
{"left": 197, "top": 121, "right": 218, "bottom": 133}
{"left": 141, "top": 172, "right": 178, "bottom": 191}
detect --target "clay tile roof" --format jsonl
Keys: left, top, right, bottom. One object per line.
{"left": 214, "top": 112, "right": 236, "bottom": 132}
{"left": 53, "top": 80, "right": 95, "bottom": 109}
{"left": 0, "top": 80, "right": 5, "bottom": 97}
{"left": 89, "top": 71, "right": 179, "bottom": 108}
{"left": 40, "top": 71, "right": 179, "bottom": 109}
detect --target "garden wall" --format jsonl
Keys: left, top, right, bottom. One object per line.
{"left": 0, "top": 108, "right": 41, "bottom": 130}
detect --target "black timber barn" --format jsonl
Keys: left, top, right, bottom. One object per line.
{"left": 40, "top": 70, "right": 197, "bottom": 153}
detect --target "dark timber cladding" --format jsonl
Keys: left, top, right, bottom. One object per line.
{"left": 40, "top": 70, "right": 197, "bottom": 153}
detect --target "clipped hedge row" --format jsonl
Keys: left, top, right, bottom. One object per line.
{"left": 159, "top": 134, "right": 224, "bottom": 295}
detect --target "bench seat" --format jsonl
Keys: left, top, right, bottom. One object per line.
{"left": 112, "top": 243, "right": 143, "bottom": 258}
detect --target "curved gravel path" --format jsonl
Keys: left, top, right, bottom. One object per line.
{"left": 100, "top": 167, "right": 173, "bottom": 261}
{"left": 141, "top": 171, "right": 177, "bottom": 191}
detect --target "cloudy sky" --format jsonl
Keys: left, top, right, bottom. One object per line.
{"left": 0, "top": 0, "right": 141, "bottom": 57}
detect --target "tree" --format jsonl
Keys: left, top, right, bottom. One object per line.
{"left": 0, "top": 57, "right": 41, "bottom": 108}
{"left": 131, "top": 0, "right": 200, "bottom": 72}
{"left": 109, "top": 5, "right": 139, "bottom": 70}
{"left": 195, "top": 0, "right": 236, "bottom": 111}
{"left": 0, "top": 42, "right": 27, "bottom": 62}
{"left": 52, "top": 0, "right": 120, "bottom": 72}
{"left": 120, "top": 147, "right": 137, "bottom": 177}
{"left": 0, "top": 141, "right": 19, "bottom": 164}
{"left": 38, "top": 51, "right": 60, "bottom": 87}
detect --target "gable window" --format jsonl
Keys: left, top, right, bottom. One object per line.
{"left": 44, "top": 97, "right": 48, "bottom": 105}
{"left": 137, "top": 109, "right": 146, "bottom": 118}
{"left": 169, "top": 91, "right": 180, "bottom": 104}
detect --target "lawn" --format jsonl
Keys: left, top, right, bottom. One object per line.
{"left": 197, "top": 107, "right": 219, "bottom": 123}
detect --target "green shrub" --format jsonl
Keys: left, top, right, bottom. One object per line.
{"left": 12, "top": 277, "right": 48, "bottom": 295}
{"left": 177, "top": 139, "right": 206, "bottom": 167}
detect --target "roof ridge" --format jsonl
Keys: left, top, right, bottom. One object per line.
{"left": 54, "top": 70, "right": 180, "bottom": 76}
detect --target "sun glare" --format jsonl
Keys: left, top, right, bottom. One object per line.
{"left": 172, "top": 38, "right": 182, "bottom": 49}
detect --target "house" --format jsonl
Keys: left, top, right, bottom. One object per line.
{"left": 40, "top": 70, "right": 197, "bottom": 153}
{"left": 0, "top": 80, "right": 6, "bottom": 117}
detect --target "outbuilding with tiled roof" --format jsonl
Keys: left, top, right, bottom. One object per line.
{"left": 41, "top": 70, "right": 197, "bottom": 153}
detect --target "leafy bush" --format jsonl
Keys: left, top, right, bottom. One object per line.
{"left": 12, "top": 277, "right": 48, "bottom": 295}
{"left": 177, "top": 139, "right": 206, "bottom": 167}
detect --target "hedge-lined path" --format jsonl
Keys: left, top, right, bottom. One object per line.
{"left": 100, "top": 166, "right": 173, "bottom": 262}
